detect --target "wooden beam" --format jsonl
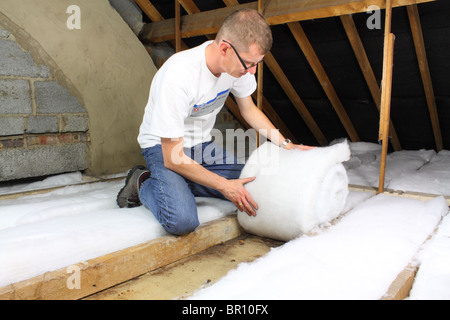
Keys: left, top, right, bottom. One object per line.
{"left": 136, "top": 0, "right": 189, "bottom": 52}
{"left": 0, "top": 215, "right": 243, "bottom": 300}
{"left": 225, "top": 96, "right": 251, "bottom": 129}
{"left": 288, "top": 21, "right": 360, "bottom": 142}
{"left": 264, "top": 51, "right": 328, "bottom": 146}
{"left": 407, "top": 4, "right": 443, "bottom": 151}
{"left": 378, "top": 0, "right": 395, "bottom": 194}
{"left": 257, "top": 0, "right": 268, "bottom": 15}
{"left": 139, "top": 0, "right": 436, "bottom": 43}
{"left": 379, "top": 0, "right": 393, "bottom": 141}
{"left": 175, "top": 0, "right": 181, "bottom": 52}
{"left": 349, "top": 184, "right": 450, "bottom": 205}
{"left": 134, "top": 0, "right": 164, "bottom": 22}
{"left": 178, "top": 0, "right": 201, "bottom": 14}
{"left": 251, "top": 93, "right": 299, "bottom": 145}
{"left": 340, "top": 14, "right": 401, "bottom": 151}
{"left": 140, "top": 3, "right": 252, "bottom": 42}
{"left": 256, "top": 0, "right": 264, "bottom": 146}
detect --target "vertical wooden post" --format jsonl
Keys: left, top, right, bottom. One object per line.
{"left": 175, "top": 0, "right": 181, "bottom": 52}
{"left": 378, "top": 0, "right": 394, "bottom": 194}
{"left": 378, "top": 33, "right": 395, "bottom": 194}
{"left": 256, "top": 0, "right": 264, "bottom": 146}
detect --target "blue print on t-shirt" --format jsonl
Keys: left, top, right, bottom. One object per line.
{"left": 190, "top": 89, "right": 230, "bottom": 117}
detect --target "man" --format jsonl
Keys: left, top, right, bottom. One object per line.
{"left": 117, "top": 9, "right": 313, "bottom": 235}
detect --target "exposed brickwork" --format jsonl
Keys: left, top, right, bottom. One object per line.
{"left": 0, "top": 24, "right": 90, "bottom": 182}
{"left": 0, "top": 137, "right": 24, "bottom": 149}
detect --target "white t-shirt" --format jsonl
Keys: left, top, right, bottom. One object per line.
{"left": 138, "top": 41, "right": 256, "bottom": 149}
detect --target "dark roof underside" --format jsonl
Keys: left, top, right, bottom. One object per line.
{"left": 143, "top": 0, "right": 450, "bottom": 151}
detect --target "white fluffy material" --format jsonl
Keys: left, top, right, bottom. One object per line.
{"left": 238, "top": 141, "right": 351, "bottom": 241}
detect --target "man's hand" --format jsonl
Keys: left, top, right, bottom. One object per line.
{"left": 219, "top": 177, "right": 258, "bottom": 216}
{"left": 284, "top": 143, "right": 316, "bottom": 151}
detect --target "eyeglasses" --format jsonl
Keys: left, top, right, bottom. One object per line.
{"left": 222, "top": 40, "right": 263, "bottom": 70}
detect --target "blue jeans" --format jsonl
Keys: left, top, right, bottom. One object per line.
{"left": 139, "top": 141, "right": 244, "bottom": 235}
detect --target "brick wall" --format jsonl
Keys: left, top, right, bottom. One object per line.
{"left": 0, "top": 25, "right": 89, "bottom": 182}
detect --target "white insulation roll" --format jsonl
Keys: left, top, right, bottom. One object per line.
{"left": 238, "top": 141, "right": 351, "bottom": 241}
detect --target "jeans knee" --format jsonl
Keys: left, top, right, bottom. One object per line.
{"left": 164, "top": 217, "right": 199, "bottom": 236}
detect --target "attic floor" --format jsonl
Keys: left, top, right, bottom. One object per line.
{"left": 83, "top": 234, "right": 283, "bottom": 300}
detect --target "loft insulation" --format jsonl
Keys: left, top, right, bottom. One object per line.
{"left": 238, "top": 141, "right": 351, "bottom": 241}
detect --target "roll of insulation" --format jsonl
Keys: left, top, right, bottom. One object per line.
{"left": 238, "top": 141, "right": 351, "bottom": 241}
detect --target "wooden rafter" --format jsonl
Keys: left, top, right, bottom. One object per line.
{"left": 340, "top": 14, "right": 401, "bottom": 150}
{"left": 135, "top": 0, "right": 189, "bottom": 51}
{"left": 407, "top": 4, "right": 443, "bottom": 151}
{"left": 139, "top": 0, "right": 436, "bottom": 43}
{"left": 263, "top": 51, "right": 328, "bottom": 145}
{"left": 178, "top": 0, "right": 201, "bottom": 14}
{"left": 175, "top": 0, "right": 181, "bottom": 52}
{"left": 254, "top": 94, "right": 299, "bottom": 144}
{"left": 287, "top": 21, "right": 359, "bottom": 142}
{"left": 138, "top": 0, "right": 438, "bottom": 149}
{"left": 134, "top": 0, "right": 164, "bottom": 21}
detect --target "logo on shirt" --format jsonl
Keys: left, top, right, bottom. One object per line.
{"left": 190, "top": 89, "right": 230, "bottom": 117}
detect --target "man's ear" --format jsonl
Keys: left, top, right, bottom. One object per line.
{"left": 219, "top": 41, "right": 229, "bottom": 57}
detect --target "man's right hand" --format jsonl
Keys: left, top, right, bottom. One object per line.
{"left": 219, "top": 177, "right": 258, "bottom": 216}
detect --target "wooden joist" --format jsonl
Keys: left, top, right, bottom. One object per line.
{"left": 382, "top": 265, "right": 418, "bottom": 300}
{"left": 0, "top": 215, "right": 243, "bottom": 300}
{"left": 139, "top": 0, "right": 436, "bottom": 43}
{"left": 349, "top": 184, "right": 450, "bottom": 205}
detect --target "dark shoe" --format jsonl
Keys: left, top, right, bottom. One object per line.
{"left": 116, "top": 165, "right": 150, "bottom": 208}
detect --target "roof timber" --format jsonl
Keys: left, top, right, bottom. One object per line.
{"left": 134, "top": 0, "right": 189, "bottom": 51}
{"left": 138, "top": 0, "right": 440, "bottom": 150}
{"left": 340, "top": 14, "right": 401, "bottom": 151}
{"left": 407, "top": 4, "right": 443, "bottom": 151}
{"left": 134, "top": 0, "right": 163, "bottom": 21}
{"left": 139, "top": 0, "right": 436, "bottom": 43}
{"left": 288, "top": 21, "right": 360, "bottom": 142}
{"left": 263, "top": 51, "right": 328, "bottom": 145}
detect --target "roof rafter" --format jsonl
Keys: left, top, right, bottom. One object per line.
{"left": 288, "top": 21, "right": 360, "bottom": 142}
{"left": 139, "top": 0, "right": 436, "bottom": 43}
{"left": 340, "top": 14, "right": 401, "bottom": 150}
{"left": 407, "top": 4, "right": 443, "bottom": 151}
{"left": 263, "top": 51, "right": 328, "bottom": 145}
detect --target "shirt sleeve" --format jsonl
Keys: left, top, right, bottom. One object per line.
{"left": 147, "top": 77, "right": 190, "bottom": 139}
{"left": 230, "top": 73, "right": 257, "bottom": 98}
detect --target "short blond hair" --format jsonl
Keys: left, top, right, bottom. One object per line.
{"left": 216, "top": 9, "right": 272, "bottom": 54}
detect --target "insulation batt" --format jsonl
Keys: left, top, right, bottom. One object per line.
{"left": 238, "top": 141, "right": 351, "bottom": 241}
